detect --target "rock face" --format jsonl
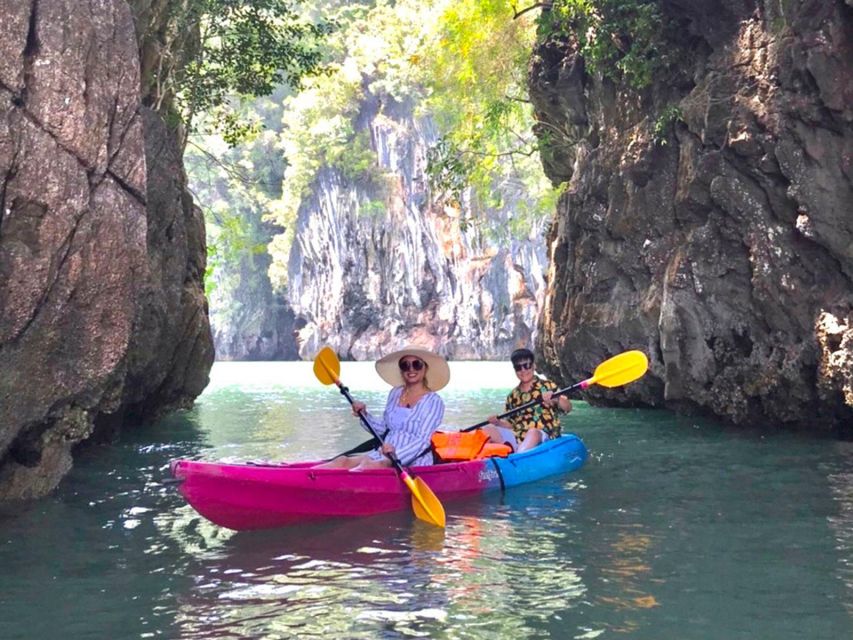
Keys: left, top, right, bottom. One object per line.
{"left": 0, "top": 0, "right": 213, "bottom": 500}
{"left": 530, "top": 0, "right": 852, "bottom": 429}
{"left": 115, "top": 106, "right": 213, "bottom": 423}
{"left": 288, "top": 99, "right": 547, "bottom": 361}
{"left": 211, "top": 251, "right": 301, "bottom": 361}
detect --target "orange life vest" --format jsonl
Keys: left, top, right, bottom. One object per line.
{"left": 430, "top": 430, "right": 513, "bottom": 462}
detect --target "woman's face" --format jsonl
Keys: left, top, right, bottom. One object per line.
{"left": 399, "top": 357, "right": 427, "bottom": 385}
{"left": 513, "top": 359, "right": 535, "bottom": 383}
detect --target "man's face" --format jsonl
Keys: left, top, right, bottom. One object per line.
{"left": 513, "top": 359, "right": 534, "bottom": 382}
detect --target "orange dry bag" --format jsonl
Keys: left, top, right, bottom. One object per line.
{"left": 431, "top": 430, "right": 512, "bottom": 462}
{"left": 478, "top": 442, "right": 513, "bottom": 458}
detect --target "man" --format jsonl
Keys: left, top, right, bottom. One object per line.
{"left": 483, "top": 347, "right": 572, "bottom": 453}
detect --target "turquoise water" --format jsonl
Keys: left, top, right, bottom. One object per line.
{"left": 1, "top": 361, "right": 852, "bottom": 639}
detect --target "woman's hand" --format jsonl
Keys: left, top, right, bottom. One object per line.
{"left": 352, "top": 401, "right": 367, "bottom": 416}
{"left": 380, "top": 443, "right": 396, "bottom": 457}
{"left": 542, "top": 391, "right": 555, "bottom": 408}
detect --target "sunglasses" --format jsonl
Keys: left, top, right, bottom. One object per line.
{"left": 399, "top": 359, "right": 426, "bottom": 372}
{"left": 513, "top": 361, "right": 534, "bottom": 372}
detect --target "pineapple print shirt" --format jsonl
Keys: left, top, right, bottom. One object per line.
{"left": 505, "top": 376, "right": 563, "bottom": 440}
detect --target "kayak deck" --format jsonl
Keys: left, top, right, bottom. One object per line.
{"left": 171, "top": 434, "right": 587, "bottom": 530}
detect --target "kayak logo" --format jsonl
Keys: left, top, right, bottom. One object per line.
{"left": 478, "top": 467, "right": 499, "bottom": 483}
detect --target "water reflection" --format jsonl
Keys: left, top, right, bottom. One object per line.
{"left": 194, "top": 383, "right": 389, "bottom": 464}
{"left": 158, "top": 485, "right": 586, "bottom": 639}
{"left": 588, "top": 528, "right": 659, "bottom": 637}
{"left": 824, "top": 441, "right": 853, "bottom": 620}
{"left": 5, "top": 364, "right": 852, "bottom": 639}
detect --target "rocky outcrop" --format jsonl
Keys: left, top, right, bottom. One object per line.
{"left": 0, "top": 0, "right": 213, "bottom": 500}
{"left": 211, "top": 251, "right": 301, "bottom": 361}
{"left": 287, "top": 99, "right": 547, "bottom": 361}
{"left": 531, "top": 0, "right": 852, "bottom": 430}
{"left": 112, "top": 106, "right": 213, "bottom": 424}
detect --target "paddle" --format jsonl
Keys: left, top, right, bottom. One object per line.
{"left": 463, "top": 350, "right": 649, "bottom": 431}
{"left": 312, "top": 346, "right": 447, "bottom": 528}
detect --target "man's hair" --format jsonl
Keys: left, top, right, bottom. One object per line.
{"left": 510, "top": 348, "right": 535, "bottom": 365}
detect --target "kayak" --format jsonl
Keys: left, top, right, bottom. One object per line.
{"left": 170, "top": 434, "right": 588, "bottom": 531}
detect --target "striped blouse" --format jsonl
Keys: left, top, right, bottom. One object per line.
{"left": 362, "top": 386, "right": 445, "bottom": 466}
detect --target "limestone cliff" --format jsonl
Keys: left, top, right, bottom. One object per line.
{"left": 530, "top": 0, "right": 852, "bottom": 430}
{"left": 0, "top": 0, "right": 213, "bottom": 500}
{"left": 211, "top": 246, "right": 301, "bottom": 361}
{"left": 287, "top": 98, "right": 547, "bottom": 361}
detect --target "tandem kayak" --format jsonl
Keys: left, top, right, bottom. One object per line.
{"left": 170, "top": 434, "right": 588, "bottom": 531}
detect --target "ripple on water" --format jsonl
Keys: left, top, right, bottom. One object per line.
{"left": 1, "top": 363, "right": 852, "bottom": 640}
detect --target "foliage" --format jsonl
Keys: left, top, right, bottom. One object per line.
{"left": 359, "top": 199, "right": 387, "bottom": 218}
{"left": 425, "top": 1, "right": 549, "bottom": 206}
{"left": 188, "top": 0, "right": 571, "bottom": 295}
{"left": 184, "top": 92, "right": 286, "bottom": 309}
{"left": 265, "top": 0, "right": 438, "bottom": 286}
{"left": 425, "top": 138, "right": 469, "bottom": 207}
{"left": 266, "top": 60, "right": 366, "bottom": 283}
{"left": 204, "top": 209, "right": 268, "bottom": 297}
{"left": 146, "top": 0, "right": 332, "bottom": 143}
{"left": 653, "top": 104, "right": 682, "bottom": 144}
{"left": 541, "top": 0, "right": 667, "bottom": 89}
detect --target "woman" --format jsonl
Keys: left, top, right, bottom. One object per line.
{"left": 318, "top": 346, "right": 449, "bottom": 470}
{"left": 483, "top": 347, "right": 571, "bottom": 453}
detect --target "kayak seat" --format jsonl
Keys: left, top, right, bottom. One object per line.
{"left": 431, "top": 430, "right": 512, "bottom": 463}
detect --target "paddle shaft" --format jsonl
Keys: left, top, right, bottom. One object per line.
{"left": 462, "top": 382, "right": 580, "bottom": 432}
{"left": 462, "top": 350, "right": 648, "bottom": 432}
{"left": 334, "top": 380, "right": 409, "bottom": 475}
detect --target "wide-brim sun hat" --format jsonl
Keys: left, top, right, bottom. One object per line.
{"left": 375, "top": 346, "right": 450, "bottom": 391}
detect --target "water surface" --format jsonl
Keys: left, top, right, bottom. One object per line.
{"left": 1, "top": 362, "right": 851, "bottom": 639}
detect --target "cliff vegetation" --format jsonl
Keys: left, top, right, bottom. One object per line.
{"left": 190, "top": 0, "right": 562, "bottom": 359}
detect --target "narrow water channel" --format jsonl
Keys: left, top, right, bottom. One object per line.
{"left": 1, "top": 362, "right": 850, "bottom": 639}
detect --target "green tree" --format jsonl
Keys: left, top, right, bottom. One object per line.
{"left": 422, "top": 0, "right": 561, "bottom": 229}
{"left": 134, "top": 0, "right": 332, "bottom": 144}
{"left": 185, "top": 92, "right": 286, "bottom": 322}
{"left": 541, "top": 0, "right": 670, "bottom": 89}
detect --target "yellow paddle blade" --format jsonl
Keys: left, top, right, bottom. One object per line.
{"left": 588, "top": 350, "right": 648, "bottom": 388}
{"left": 403, "top": 474, "right": 446, "bottom": 528}
{"left": 312, "top": 346, "right": 341, "bottom": 386}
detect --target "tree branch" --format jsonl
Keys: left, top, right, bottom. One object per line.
{"left": 462, "top": 145, "right": 539, "bottom": 159}
{"left": 512, "top": 2, "right": 553, "bottom": 20}
{"left": 532, "top": 119, "right": 577, "bottom": 146}
{"left": 186, "top": 139, "right": 266, "bottom": 189}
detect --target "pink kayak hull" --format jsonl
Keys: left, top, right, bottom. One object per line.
{"left": 171, "top": 434, "right": 587, "bottom": 530}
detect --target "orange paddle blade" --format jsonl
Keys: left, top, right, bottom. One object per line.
{"left": 403, "top": 473, "right": 446, "bottom": 528}
{"left": 313, "top": 346, "right": 341, "bottom": 385}
{"left": 584, "top": 350, "right": 648, "bottom": 388}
